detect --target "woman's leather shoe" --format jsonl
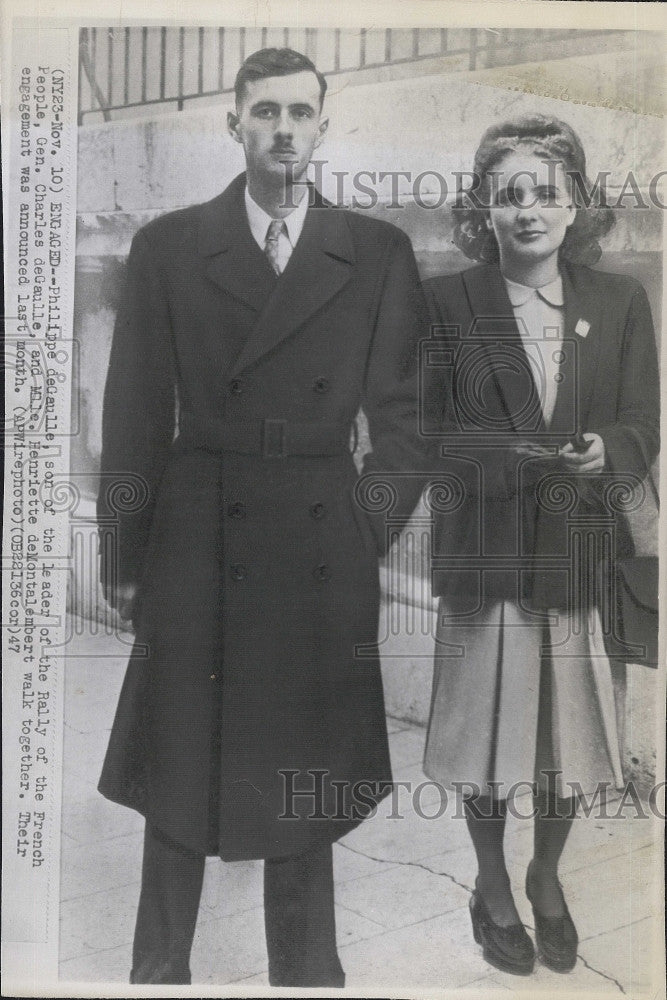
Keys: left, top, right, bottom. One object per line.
{"left": 526, "top": 862, "right": 578, "bottom": 973}
{"left": 469, "top": 879, "right": 535, "bottom": 975}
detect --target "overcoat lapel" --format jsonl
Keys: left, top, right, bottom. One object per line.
{"left": 229, "top": 203, "right": 355, "bottom": 376}
{"left": 197, "top": 172, "right": 356, "bottom": 376}
{"left": 198, "top": 173, "right": 277, "bottom": 313}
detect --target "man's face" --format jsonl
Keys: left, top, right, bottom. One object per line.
{"left": 228, "top": 71, "right": 328, "bottom": 186}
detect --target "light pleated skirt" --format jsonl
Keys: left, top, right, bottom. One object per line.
{"left": 423, "top": 599, "right": 626, "bottom": 800}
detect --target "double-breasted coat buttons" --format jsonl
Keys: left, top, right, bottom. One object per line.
{"left": 231, "top": 564, "right": 247, "bottom": 580}
{"left": 229, "top": 378, "right": 243, "bottom": 395}
{"left": 228, "top": 502, "right": 246, "bottom": 519}
{"left": 314, "top": 564, "right": 331, "bottom": 582}
{"left": 313, "top": 377, "right": 330, "bottom": 393}
{"left": 309, "top": 502, "right": 326, "bottom": 519}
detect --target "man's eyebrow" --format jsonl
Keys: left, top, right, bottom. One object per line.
{"left": 249, "top": 100, "right": 317, "bottom": 111}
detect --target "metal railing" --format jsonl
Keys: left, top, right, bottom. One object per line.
{"left": 78, "top": 27, "right": 620, "bottom": 124}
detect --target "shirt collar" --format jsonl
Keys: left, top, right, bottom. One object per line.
{"left": 504, "top": 274, "right": 564, "bottom": 308}
{"left": 244, "top": 185, "right": 309, "bottom": 249}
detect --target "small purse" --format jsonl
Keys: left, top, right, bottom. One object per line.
{"left": 614, "top": 554, "right": 659, "bottom": 667}
{"left": 609, "top": 437, "right": 660, "bottom": 668}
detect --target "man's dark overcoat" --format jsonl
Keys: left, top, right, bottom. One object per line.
{"left": 421, "top": 262, "right": 660, "bottom": 613}
{"left": 97, "top": 173, "right": 429, "bottom": 861}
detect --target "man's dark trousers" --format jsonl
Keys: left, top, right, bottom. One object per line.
{"left": 131, "top": 822, "right": 344, "bottom": 987}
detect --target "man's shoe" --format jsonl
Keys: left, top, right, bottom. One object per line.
{"left": 268, "top": 960, "right": 345, "bottom": 988}
{"left": 130, "top": 958, "right": 192, "bottom": 984}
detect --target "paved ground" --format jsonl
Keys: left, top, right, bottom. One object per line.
{"left": 59, "top": 620, "right": 664, "bottom": 996}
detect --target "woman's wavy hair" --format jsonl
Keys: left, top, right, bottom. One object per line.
{"left": 453, "top": 114, "right": 616, "bottom": 266}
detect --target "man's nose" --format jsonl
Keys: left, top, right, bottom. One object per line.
{"left": 274, "top": 112, "right": 293, "bottom": 135}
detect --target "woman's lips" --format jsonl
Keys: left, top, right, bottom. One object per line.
{"left": 514, "top": 231, "right": 545, "bottom": 242}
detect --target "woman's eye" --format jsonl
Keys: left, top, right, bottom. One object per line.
{"left": 537, "top": 188, "right": 558, "bottom": 205}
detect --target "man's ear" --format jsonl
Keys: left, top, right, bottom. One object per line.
{"left": 227, "top": 110, "right": 243, "bottom": 144}
{"left": 314, "top": 117, "right": 329, "bottom": 149}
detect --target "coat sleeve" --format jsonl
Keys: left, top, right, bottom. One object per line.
{"left": 97, "top": 228, "right": 176, "bottom": 596}
{"left": 359, "top": 230, "right": 433, "bottom": 554}
{"left": 589, "top": 282, "right": 660, "bottom": 479}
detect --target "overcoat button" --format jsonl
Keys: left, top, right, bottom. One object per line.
{"left": 228, "top": 502, "right": 246, "bottom": 519}
{"left": 313, "top": 377, "right": 330, "bottom": 393}
{"left": 231, "top": 564, "right": 247, "bottom": 580}
{"left": 210, "top": 673, "right": 217, "bottom": 681}
{"left": 314, "top": 564, "right": 330, "bottom": 581}
{"left": 229, "top": 378, "right": 243, "bottom": 395}
{"left": 309, "top": 502, "right": 326, "bottom": 519}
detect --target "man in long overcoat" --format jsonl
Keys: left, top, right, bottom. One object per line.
{"left": 97, "top": 47, "right": 429, "bottom": 986}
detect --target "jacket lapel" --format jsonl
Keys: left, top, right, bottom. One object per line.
{"left": 461, "top": 265, "right": 546, "bottom": 435}
{"left": 229, "top": 203, "right": 355, "bottom": 376}
{"left": 549, "top": 264, "right": 603, "bottom": 435}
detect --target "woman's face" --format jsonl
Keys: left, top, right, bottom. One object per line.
{"left": 486, "top": 151, "right": 576, "bottom": 274}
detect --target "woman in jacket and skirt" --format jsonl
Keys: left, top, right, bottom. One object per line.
{"left": 422, "top": 115, "right": 659, "bottom": 975}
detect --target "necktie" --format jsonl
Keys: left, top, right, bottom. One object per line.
{"left": 265, "top": 219, "right": 286, "bottom": 275}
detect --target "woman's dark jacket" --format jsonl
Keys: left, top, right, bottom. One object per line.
{"left": 421, "top": 262, "right": 659, "bottom": 612}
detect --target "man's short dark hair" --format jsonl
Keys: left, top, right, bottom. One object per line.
{"left": 234, "top": 47, "right": 328, "bottom": 109}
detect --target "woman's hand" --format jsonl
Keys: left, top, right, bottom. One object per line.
{"left": 559, "top": 433, "right": 606, "bottom": 474}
